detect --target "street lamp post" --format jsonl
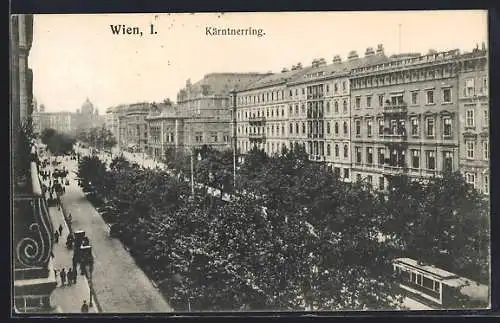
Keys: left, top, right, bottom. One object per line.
{"left": 190, "top": 151, "right": 195, "bottom": 197}
{"left": 190, "top": 151, "right": 202, "bottom": 197}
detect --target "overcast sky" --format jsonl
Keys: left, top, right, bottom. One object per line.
{"left": 29, "top": 11, "right": 487, "bottom": 113}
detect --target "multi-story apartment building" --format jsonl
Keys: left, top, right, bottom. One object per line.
{"left": 118, "top": 102, "right": 150, "bottom": 152}
{"left": 105, "top": 104, "right": 124, "bottom": 144}
{"left": 176, "top": 73, "right": 268, "bottom": 152}
{"left": 32, "top": 110, "right": 76, "bottom": 135}
{"left": 457, "top": 45, "right": 489, "bottom": 195}
{"left": 349, "top": 49, "right": 461, "bottom": 190}
{"left": 236, "top": 45, "right": 389, "bottom": 182}
{"left": 236, "top": 65, "right": 308, "bottom": 156}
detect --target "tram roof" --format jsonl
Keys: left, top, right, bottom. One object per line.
{"left": 394, "top": 258, "right": 489, "bottom": 301}
{"left": 394, "top": 258, "right": 458, "bottom": 279}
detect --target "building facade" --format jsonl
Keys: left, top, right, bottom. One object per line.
{"left": 11, "top": 14, "right": 58, "bottom": 313}
{"left": 236, "top": 66, "right": 308, "bottom": 156}
{"left": 117, "top": 102, "right": 150, "bottom": 152}
{"left": 105, "top": 105, "right": 123, "bottom": 145}
{"left": 145, "top": 100, "right": 185, "bottom": 159}
{"left": 32, "top": 110, "right": 76, "bottom": 135}
{"left": 457, "top": 45, "right": 489, "bottom": 195}
{"left": 233, "top": 44, "right": 489, "bottom": 193}
{"left": 349, "top": 49, "right": 461, "bottom": 190}
{"left": 75, "top": 98, "right": 104, "bottom": 133}
{"left": 176, "top": 73, "right": 268, "bottom": 153}
{"left": 236, "top": 45, "right": 389, "bottom": 181}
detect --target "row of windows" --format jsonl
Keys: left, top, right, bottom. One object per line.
{"left": 351, "top": 65, "right": 455, "bottom": 89}
{"left": 354, "top": 116, "right": 454, "bottom": 138}
{"left": 237, "top": 80, "right": 350, "bottom": 107}
{"left": 193, "top": 132, "right": 230, "bottom": 143}
{"left": 353, "top": 147, "right": 453, "bottom": 171}
{"left": 465, "top": 140, "right": 489, "bottom": 160}
{"left": 465, "top": 108, "right": 489, "bottom": 128}
{"left": 354, "top": 88, "right": 452, "bottom": 110}
{"left": 465, "top": 172, "right": 489, "bottom": 193}
{"left": 463, "top": 77, "right": 488, "bottom": 97}
{"left": 239, "top": 121, "right": 351, "bottom": 137}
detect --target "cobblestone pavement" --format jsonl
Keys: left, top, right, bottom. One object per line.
{"left": 59, "top": 158, "right": 173, "bottom": 313}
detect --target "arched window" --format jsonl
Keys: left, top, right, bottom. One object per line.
{"left": 327, "top": 122, "right": 331, "bottom": 134}
{"left": 335, "top": 122, "right": 339, "bottom": 134}
{"left": 343, "top": 100, "right": 347, "bottom": 113}
{"left": 327, "top": 144, "right": 331, "bottom": 156}
{"left": 335, "top": 144, "right": 339, "bottom": 157}
{"left": 343, "top": 121, "right": 348, "bottom": 134}
{"left": 344, "top": 144, "right": 348, "bottom": 158}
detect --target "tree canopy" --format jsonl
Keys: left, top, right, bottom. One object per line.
{"left": 40, "top": 128, "right": 76, "bottom": 155}
{"left": 77, "top": 145, "right": 490, "bottom": 310}
{"left": 77, "top": 126, "right": 117, "bottom": 150}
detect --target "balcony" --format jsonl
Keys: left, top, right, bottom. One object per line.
{"left": 248, "top": 116, "right": 266, "bottom": 124}
{"left": 382, "top": 164, "right": 409, "bottom": 175}
{"left": 249, "top": 133, "right": 266, "bottom": 142}
{"left": 307, "top": 93, "right": 325, "bottom": 100}
{"left": 383, "top": 103, "right": 408, "bottom": 115}
{"left": 308, "top": 154, "right": 325, "bottom": 162}
{"left": 381, "top": 128, "right": 408, "bottom": 146}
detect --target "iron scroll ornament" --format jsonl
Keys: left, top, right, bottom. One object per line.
{"left": 15, "top": 197, "right": 53, "bottom": 268}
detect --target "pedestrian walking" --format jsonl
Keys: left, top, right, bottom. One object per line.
{"left": 67, "top": 268, "right": 73, "bottom": 286}
{"left": 80, "top": 300, "right": 89, "bottom": 313}
{"left": 60, "top": 268, "right": 67, "bottom": 286}
{"left": 58, "top": 224, "right": 63, "bottom": 235}
{"left": 54, "top": 231, "right": 59, "bottom": 243}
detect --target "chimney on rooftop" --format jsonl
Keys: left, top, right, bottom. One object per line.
{"left": 333, "top": 55, "right": 342, "bottom": 64}
{"left": 376, "top": 44, "right": 384, "bottom": 55}
{"left": 281, "top": 67, "right": 289, "bottom": 73}
{"left": 312, "top": 58, "right": 319, "bottom": 67}
{"left": 296, "top": 62, "right": 303, "bottom": 69}
{"left": 347, "top": 50, "right": 359, "bottom": 61}
{"left": 317, "top": 58, "right": 327, "bottom": 67}
{"left": 365, "top": 47, "right": 375, "bottom": 57}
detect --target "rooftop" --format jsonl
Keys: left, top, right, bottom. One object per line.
{"left": 178, "top": 72, "right": 270, "bottom": 99}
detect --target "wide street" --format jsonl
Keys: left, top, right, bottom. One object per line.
{"left": 59, "top": 157, "right": 172, "bottom": 313}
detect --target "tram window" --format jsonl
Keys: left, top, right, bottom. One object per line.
{"left": 417, "top": 274, "right": 422, "bottom": 285}
{"left": 411, "top": 273, "right": 417, "bottom": 283}
{"left": 401, "top": 269, "right": 410, "bottom": 281}
{"left": 423, "top": 276, "right": 434, "bottom": 289}
{"left": 434, "top": 281, "right": 440, "bottom": 292}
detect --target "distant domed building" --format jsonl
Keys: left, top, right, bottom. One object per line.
{"left": 75, "top": 98, "right": 104, "bottom": 132}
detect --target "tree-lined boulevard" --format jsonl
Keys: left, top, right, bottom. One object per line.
{"left": 72, "top": 143, "right": 489, "bottom": 311}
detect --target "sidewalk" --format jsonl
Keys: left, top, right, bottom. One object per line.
{"left": 48, "top": 205, "right": 98, "bottom": 314}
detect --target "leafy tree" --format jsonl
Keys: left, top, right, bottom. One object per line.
{"left": 40, "top": 128, "right": 56, "bottom": 145}
{"left": 381, "top": 172, "right": 490, "bottom": 284}
{"left": 40, "top": 128, "right": 76, "bottom": 155}
{"left": 76, "top": 126, "right": 117, "bottom": 150}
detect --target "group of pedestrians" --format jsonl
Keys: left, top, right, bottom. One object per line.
{"left": 54, "top": 266, "right": 78, "bottom": 286}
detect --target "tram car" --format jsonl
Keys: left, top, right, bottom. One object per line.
{"left": 393, "top": 258, "right": 488, "bottom": 308}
